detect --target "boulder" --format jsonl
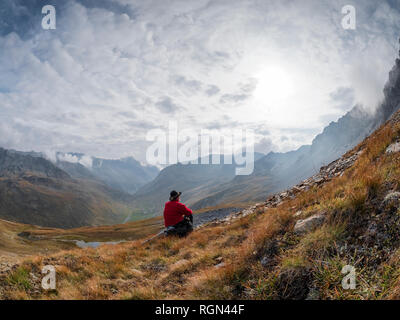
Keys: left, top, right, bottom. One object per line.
{"left": 386, "top": 142, "right": 400, "bottom": 154}
{"left": 294, "top": 210, "right": 303, "bottom": 217}
{"left": 381, "top": 191, "right": 400, "bottom": 209}
{"left": 260, "top": 256, "right": 272, "bottom": 268}
{"left": 294, "top": 212, "right": 326, "bottom": 234}
{"left": 214, "top": 262, "right": 226, "bottom": 269}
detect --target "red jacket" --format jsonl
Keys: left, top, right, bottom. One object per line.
{"left": 163, "top": 200, "right": 193, "bottom": 227}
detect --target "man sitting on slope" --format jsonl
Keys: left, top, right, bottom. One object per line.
{"left": 163, "top": 190, "right": 193, "bottom": 237}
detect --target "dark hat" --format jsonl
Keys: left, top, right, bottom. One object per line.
{"left": 169, "top": 190, "right": 181, "bottom": 201}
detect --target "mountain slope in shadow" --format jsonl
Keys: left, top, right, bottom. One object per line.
{"left": 0, "top": 148, "right": 132, "bottom": 228}
{"left": 55, "top": 152, "right": 159, "bottom": 195}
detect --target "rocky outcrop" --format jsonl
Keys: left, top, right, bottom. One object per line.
{"left": 201, "top": 146, "right": 362, "bottom": 229}
{"left": 216, "top": 203, "right": 265, "bottom": 224}
{"left": 381, "top": 191, "right": 400, "bottom": 209}
{"left": 194, "top": 207, "right": 241, "bottom": 227}
{"left": 375, "top": 55, "right": 400, "bottom": 125}
{"left": 294, "top": 213, "right": 326, "bottom": 235}
{"left": 386, "top": 142, "right": 400, "bottom": 154}
{"left": 264, "top": 150, "right": 362, "bottom": 209}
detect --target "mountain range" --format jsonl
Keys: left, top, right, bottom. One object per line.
{"left": 189, "top": 105, "right": 379, "bottom": 209}
{"left": 55, "top": 152, "right": 159, "bottom": 194}
{"left": 0, "top": 149, "right": 158, "bottom": 228}
{"left": 130, "top": 153, "right": 265, "bottom": 215}
{"left": 129, "top": 105, "right": 378, "bottom": 216}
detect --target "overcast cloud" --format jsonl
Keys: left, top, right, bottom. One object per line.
{"left": 0, "top": 0, "right": 400, "bottom": 162}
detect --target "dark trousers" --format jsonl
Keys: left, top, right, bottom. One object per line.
{"left": 166, "top": 216, "right": 193, "bottom": 237}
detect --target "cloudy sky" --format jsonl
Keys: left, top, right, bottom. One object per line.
{"left": 1, "top": 0, "right": 400, "bottom": 163}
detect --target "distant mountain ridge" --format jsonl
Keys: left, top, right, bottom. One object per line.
{"left": 55, "top": 152, "right": 159, "bottom": 194}
{"left": 131, "top": 105, "right": 379, "bottom": 215}
{"left": 0, "top": 148, "right": 137, "bottom": 228}
{"left": 130, "top": 153, "right": 265, "bottom": 215}
{"left": 190, "top": 106, "right": 378, "bottom": 209}
{"left": 0, "top": 148, "right": 70, "bottom": 179}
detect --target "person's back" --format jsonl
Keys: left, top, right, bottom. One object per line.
{"left": 163, "top": 190, "right": 193, "bottom": 237}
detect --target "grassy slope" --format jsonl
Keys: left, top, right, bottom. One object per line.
{"left": 27, "top": 216, "right": 165, "bottom": 242}
{"left": 22, "top": 204, "right": 244, "bottom": 243}
{"left": 2, "top": 112, "right": 400, "bottom": 299}
{"left": 0, "top": 219, "right": 75, "bottom": 264}
{"left": 0, "top": 174, "right": 133, "bottom": 228}
{"left": 0, "top": 204, "right": 240, "bottom": 263}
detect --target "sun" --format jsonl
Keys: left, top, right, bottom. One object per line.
{"left": 254, "top": 65, "right": 295, "bottom": 104}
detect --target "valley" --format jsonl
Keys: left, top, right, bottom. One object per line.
{"left": 0, "top": 205, "right": 241, "bottom": 263}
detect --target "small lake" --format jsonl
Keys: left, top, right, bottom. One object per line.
{"left": 72, "top": 240, "right": 125, "bottom": 248}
